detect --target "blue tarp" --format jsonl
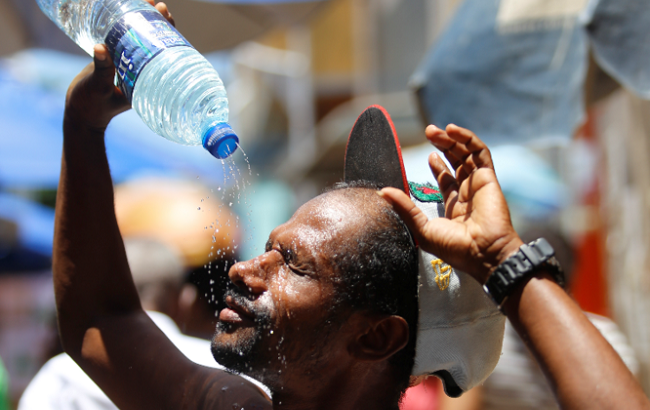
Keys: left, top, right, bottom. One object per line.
{"left": 411, "top": 0, "right": 588, "bottom": 147}
{"left": 412, "top": 0, "right": 650, "bottom": 147}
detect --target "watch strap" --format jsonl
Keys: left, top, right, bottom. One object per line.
{"left": 484, "top": 238, "right": 565, "bottom": 306}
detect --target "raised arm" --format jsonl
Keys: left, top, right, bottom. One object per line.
{"left": 53, "top": 3, "right": 270, "bottom": 409}
{"left": 380, "top": 124, "right": 650, "bottom": 410}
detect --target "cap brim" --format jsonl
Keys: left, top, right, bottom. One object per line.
{"left": 344, "top": 105, "right": 409, "bottom": 194}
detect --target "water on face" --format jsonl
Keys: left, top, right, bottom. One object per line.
{"left": 199, "top": 146, "right": 255, "bottom": 305}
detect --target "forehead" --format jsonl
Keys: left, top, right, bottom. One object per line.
{"left": 271, "top": 190, "right": 379, "bottom": 254}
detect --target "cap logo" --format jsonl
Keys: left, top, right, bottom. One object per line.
{"left": 409, "top": 182, "right": 443, "bottom": 203}
{"left": 431, "top": 258, "right": 452, "bottom": 291}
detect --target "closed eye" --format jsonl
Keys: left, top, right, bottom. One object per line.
{"left": 288, "top": 262, "right": 311, "bottom": 277}
{"left": 282, "top": 248, "right": 314, "bottom": 277}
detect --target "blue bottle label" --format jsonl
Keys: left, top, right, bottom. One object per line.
{"left": 105, "top": 10, "right": 192, "bottom": 102}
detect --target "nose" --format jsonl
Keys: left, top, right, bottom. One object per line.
{"left": 228, "top": 252, "right": 276, "bottom": 294}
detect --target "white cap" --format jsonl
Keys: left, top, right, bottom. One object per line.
{"left": 409, "top": 183, "right": 505, "bottom": 397}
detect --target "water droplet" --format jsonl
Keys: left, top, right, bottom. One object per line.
{"left": 197, "top": 207, "right": 201, "bottom": 210}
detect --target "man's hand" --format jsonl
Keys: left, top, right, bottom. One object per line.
{"left": 64, "top": 45, "right": 129, "bottom": 132}
{"left": 64, "top": 0, "right": 175, "bottom": 132}
{"left": 380, "top": 124, "right": 522, "bottom": 284}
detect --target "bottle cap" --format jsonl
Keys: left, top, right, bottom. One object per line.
{"left": 202, "top": 123, "right": 239, "bottom": 159}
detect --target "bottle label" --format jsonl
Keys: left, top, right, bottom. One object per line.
{"left": 105, "top": 10, "right": 192, "bottom": 102}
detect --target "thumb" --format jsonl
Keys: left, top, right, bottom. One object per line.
{"left": 90, "top": 44, "right": 117, "bottom": 95}
{"left": 378, "top": 188, "right": 430, "bottom": 242}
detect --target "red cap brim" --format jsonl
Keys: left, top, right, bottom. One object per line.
{"left": 344, "top": 105, "right": 410, "bottom": 195}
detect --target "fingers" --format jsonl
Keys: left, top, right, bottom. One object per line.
{"left": 426, "top": 125, "right": 471, "bottom": 168}
{"left": 425, "top": 124, "right": 494, "bottom": 180}
{"left": 379, "top": 188, "right": 467, "bottom": 261}
{"left": 93, "top": 44, "right": 129, "bottom": 114}
{"left": 445, "top": 124, "right": 494, "bottom": 170}
{"left": 91, "top": 45, "right": 117, "bottom": 96}
{"left": 378, "top": 188, "right": 430, "bottom": 240}
{"left": 428, "top": 152, "right": 459, "bottom": 204}
{"left": 155, "top": 2, "right": 175, "bottom": 27}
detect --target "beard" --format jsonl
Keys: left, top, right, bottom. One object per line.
{"left": 211, "top": 287, "right": 347, "bottom": 390}
{"left": 211, "top": 288, "right": 273, "bottom": 375}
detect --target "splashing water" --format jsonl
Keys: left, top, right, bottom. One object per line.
{"left": 198, "top": 144, "right": 256, "bottom": 308}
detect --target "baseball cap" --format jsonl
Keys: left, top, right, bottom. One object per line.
{"left": 344, "top": 105, "right": 505, "bottom": 397}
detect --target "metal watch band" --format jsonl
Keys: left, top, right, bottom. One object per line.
{"left": 483, "top": 238, "right": 565, "bottom": 306}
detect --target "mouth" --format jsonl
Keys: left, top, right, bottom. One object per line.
{"left": 218, "top": 295, "right": 256, "bottom": 325}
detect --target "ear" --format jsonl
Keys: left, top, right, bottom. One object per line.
{"left": 348, "top": 314, "right": 409, "bottom": 362}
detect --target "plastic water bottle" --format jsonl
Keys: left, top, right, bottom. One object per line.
{"left": 35, "top": 0, "right": 239, "bottom": 159}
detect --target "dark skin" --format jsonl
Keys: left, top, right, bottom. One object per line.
{"left": 380, "top": 124, "right": 650, "bottom": 410}
{"left": 55, "top": 3, "right": 409, "bottom": 407}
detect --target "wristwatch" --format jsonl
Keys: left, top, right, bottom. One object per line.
{"left": 483, "top": 238, "right": 565, "bottom": 306}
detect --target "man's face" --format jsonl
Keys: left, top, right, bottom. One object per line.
{"left": 211, "top": 192, "right": 368, "bottom": 387}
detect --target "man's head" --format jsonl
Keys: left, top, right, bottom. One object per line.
{"left": 211, "top": 183, "right": 418, "bottom": 401}
{"left": 125, "top": 238, "right": 185, "bottom": 315}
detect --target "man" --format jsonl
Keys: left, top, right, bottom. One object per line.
{"left": 53, "top": 2, "right": 650, "bottom": 409}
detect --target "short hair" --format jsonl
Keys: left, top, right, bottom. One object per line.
{"left": 327, "top": 181, "right": 419, "bottom": 402}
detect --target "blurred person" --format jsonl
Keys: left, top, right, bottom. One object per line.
{"left": 180, "top": 257, "right": 234, "bottom": 340}
{"left": 436, "top": 227, "right": 639, "bottom": 410}
{"left": 18, "top": 238, "right": 267, "bottom": 410}
{"left": 113, "top": 176, "right": 240, "bottom": 272}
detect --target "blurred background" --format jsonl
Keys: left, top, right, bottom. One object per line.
{"left": 0, "top": 0, "right": 649, "bottom": 408}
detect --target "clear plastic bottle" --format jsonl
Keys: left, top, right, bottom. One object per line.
{"left": 36, "top": 0, "right": 238, "bottom": 159}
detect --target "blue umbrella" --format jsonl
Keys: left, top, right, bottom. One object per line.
{"left": 0, "top": 63, "right": 227, "bottom": 189}
{"left": 0, "top": 68, "right": 64, "bottom": 189}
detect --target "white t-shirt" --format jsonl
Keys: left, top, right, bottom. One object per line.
{"left": 482, "top": 313, "right": 639, "bottom": 410}
{"left": 18, "top": 311, "right": 270, "bottom": 409}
